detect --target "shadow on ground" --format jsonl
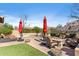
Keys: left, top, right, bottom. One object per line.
{"left": 0, "top": 38, "right": 17, "bottom": 43}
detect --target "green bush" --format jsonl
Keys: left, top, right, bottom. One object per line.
{"left": 50, "top": 32, "right": 60, "bottom": 37}
{"left": 3, "top": 23, "right": 13, "bottom": 30}
{"left": 0, "top": 27, "right": 12, "bottom": 35}
{"left": 0, "top": 23, "right": 13, "bottom": 36}
{"left": 23, "top": 27, "right": 42, "bottom": 33}
{"left": 49, "top": 27, "right": 60, "bottom": 37}
{"left": 23, "top": 28, "right": 34, "bottom": 33}
{"left": 65, "top": 32, "right": 76, "bottom": 38}
{"left": 33, "top": 27, "right": 41, "bottom": 33}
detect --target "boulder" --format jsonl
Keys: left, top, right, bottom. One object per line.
{"left": 50, "top": 46, "right": 62, "bottom": 56}
{"left": 0, "top": 34, "right": 5, "bottom": 38}
{"left": 24, "top": 39, "right": 30, "bottom": 43}
{"left": 5, "top": 35, "right": 17, "bottom": 41}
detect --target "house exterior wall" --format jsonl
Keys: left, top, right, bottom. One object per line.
{"left": 0, "top": 16, "right": 4, "bottom": 27}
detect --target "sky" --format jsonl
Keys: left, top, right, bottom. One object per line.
{"left": 0, "top": 3, "right": 75, "bottom": 28}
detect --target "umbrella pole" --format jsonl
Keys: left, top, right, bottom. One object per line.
{"left": 43, "top": 32, "right": 47, "bottom": 37}
{"left": 19, "top": 32, "right": 23, "bottom": 41}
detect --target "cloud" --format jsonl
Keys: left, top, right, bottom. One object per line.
{"left": 28, "top": 20, "right": 43, "bottom": 28}
{"left": 3, "top": 15, "right": 20, "bottom": 27}
{"left": 2, "top": 13, "right": 69, "bottom": 28}
{"left": 27, "top": 14, "right": 69, "bottom": 27}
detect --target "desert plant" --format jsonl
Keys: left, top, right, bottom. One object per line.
{"left": 50, "top": 27, "right": 60, "bottom": 37}
{"left": 0, "top": 27, "right": 12, "bottom": 35}
{"left": 4, "top": 23, "right": 13, "bottom": 30}
{"left": 0, "top": 23, "right": 13, "bottom": 36}
{"left": 65, "top": 31, "right": 76, "bottom": 38}
{"left": 33, "top": 26, "right": 41, "bottom": 36}
{"left": 50, "top": 32, "right": 60, "bottom": 37}
{"left": 23, "top": 28, "right": 34, "bottom": 33}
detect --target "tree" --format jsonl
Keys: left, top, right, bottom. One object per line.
{"left": 70, "top": 4, "right": 79, "bottom": 20}
{"left": 33, "top": 26, "right": 41, "bottom": 36}
{"left": 56, "top": 24, "right": 62, "bottom": 32}
{"left": 56, "top": 24, "right": 62, "bottom": 28}
{"left": 3, "top": 23, "right": 13, "bottom": 30}
{"left": 49, "top": 27, "right": 59, "bottom": 37}
{"left": 0, "top": 23, "right": 13, "bottom": 35}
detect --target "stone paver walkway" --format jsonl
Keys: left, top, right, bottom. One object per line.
{"left": 0, "top": 30, "right": 49, "bottom": 55}
{"left": 26, "top": 36, "right": 50, "bottom": 54}
{"left": 0, "top": 41, "right": 24, "bottom": 47}
{"left": 0, "top": 36, "right": 50, "bottom": 55}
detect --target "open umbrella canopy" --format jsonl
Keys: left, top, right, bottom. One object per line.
{"left": 43, "top": 16, "right": 47, "bottom": 33}
{"left": 19, "top": 19, "right": 23, "bottom": 33}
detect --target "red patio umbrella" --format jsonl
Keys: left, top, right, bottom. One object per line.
{"left": 43, "top": 16, "right": 47, "bottom": 33}
{"left": 19, "top": 19, "right": 23, "bottom": 33}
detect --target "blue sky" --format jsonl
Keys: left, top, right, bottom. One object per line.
{"left": 0, "top": 3, "right": 75, "bottom": 28}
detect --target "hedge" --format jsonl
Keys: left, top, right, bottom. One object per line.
{"left": 0, "top": 26, "right": 12, "bottom": 35}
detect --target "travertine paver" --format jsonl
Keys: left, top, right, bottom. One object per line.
{"left": 0, "top": 41, "right": 24, "bottom": 47}
{"left": 75, "top": 48, "right": 79, "bottom": 56}
{"left": 26, "top": 36, "right": 50, "bottom": 54}
{"left": 1, "top": 30, "right": 79, "bottom": 55}
{"left": 0, "top": 30, "right": 49, "bottom": 55}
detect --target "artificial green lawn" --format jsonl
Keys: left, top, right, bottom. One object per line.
{"left": 0, "top": 44, "right": 47, "bottom": 56}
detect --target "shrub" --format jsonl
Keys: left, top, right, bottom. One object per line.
{"left": 0, "top": 24, "right": 12, "bottom": 35}
{"left": 50, "top": 27, "right": 61, "bottom": 37}
{"left": 23, "top": 27, "right": 41, "bottom": 34}
{"left": 33, "top": 27, "right": 41, "bottom": 33}
{"left": 3, "top": 23, "right": 13, "bottom": 30}
{"left": 2, "top": 23, "right": 13, "bottom": 35}
{"left": 23, "top": 28, "right": 34, "bottom": 33}
{"left": 65, "top": 32, "right": 76, "bottom": 38}
{"left": 50, "top": 32, "right": 60, "bottom": 37}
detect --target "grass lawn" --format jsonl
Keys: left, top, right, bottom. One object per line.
{"left": 0, "top": 44, "right": 47, "bottom": 56}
